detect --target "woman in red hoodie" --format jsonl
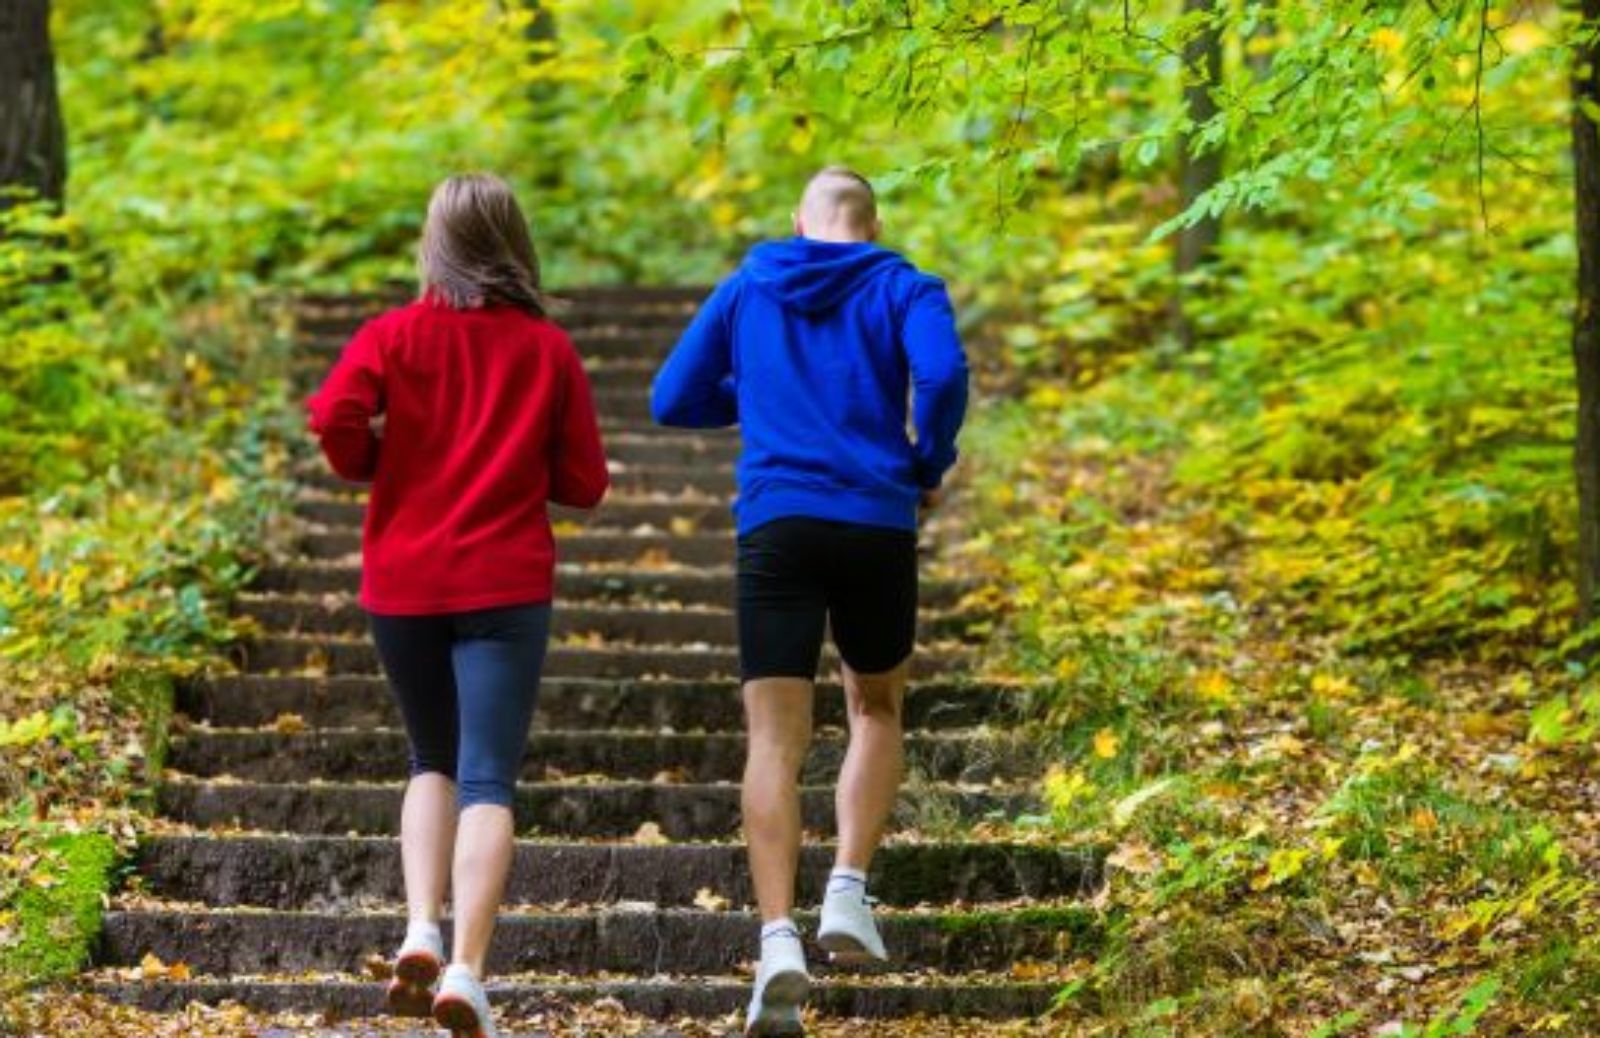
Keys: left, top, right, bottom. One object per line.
{"left": 308, "top": 173, "right": 608, "bottom": 1038}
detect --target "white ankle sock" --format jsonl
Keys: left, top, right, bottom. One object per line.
{"left": 406, "top": 919, "right": 442, "bottom": 945}
{"left": 827, "top": 867, "right": 868, "bottom": 895}
{"left": 760, "top": 917, "right": 802, "bottom": 943}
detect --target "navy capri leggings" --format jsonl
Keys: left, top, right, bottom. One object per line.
{"left": 368, "top": 603, "right": 551, "bottom": 809}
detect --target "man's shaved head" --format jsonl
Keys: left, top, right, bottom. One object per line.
{"left": 795, "top": 166, "right": 881, "bottom": 243}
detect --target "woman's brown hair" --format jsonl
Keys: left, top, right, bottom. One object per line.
{"left": 417, "top": 173, "right": 545, "bottom": 317}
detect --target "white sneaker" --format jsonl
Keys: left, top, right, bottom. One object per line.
{"left": 433, "top": 963, "right": 498, "bottom": 1038}
{"left": 385, "top": 920, "right": 444, "bottom": 1017}
{"left": 745, "top": 924, "right": 810, "bottom": 1037}
{"left": 818, "top": 883, "right": 888, "bottom": 966}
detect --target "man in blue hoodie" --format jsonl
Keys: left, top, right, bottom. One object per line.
{"left": 652, "top": 166, "right": 969, "bottom": 1037}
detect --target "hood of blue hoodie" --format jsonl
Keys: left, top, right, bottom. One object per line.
{"left": 741, "top": 238, "right": 908, "bottom": 315}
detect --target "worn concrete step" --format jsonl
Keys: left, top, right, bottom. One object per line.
{"left": 296, "top": 304, "right": 698, "bottom": 339}
{"left": 181, "top": 675, "right": 1023, "bottom": 732}
{"left": 294, "top": 494, "right": 734, "bottom": 533}
{"left": 297, "top": 284, "right": 710, "bottom": 306}
{"left": 157, "top": 777, "right": 1033, "bottom": 839}
{"left": 234, "top": 596, "right": 984, "bottom": 646}
{"left": 591, "top": 433, "right": 742, "bottom": 468}
{"left": 297, "top": 529, "right": 735, "bottom": 566}
{"left": 239, "top": 634, "right": 972, "bottom": 680}
{"left": 294, "top": 356, "right": 668, "bottom": 393}
{"left": 237, "top": 597, "right": 740, "bottom": 642}
{"left": 98, "top": 903, "right": 1095, "bottom": 976}
{"left": 303, "top": 328, "right": 685, "bottom": 367}
{"left": 288, "top": 432, "right": 736, "bottom": 476}
{"left": 134, "top": 834, "right": 1099, "bottom": 909}
{"left": 88, "top": 971, "right": 1058, "bottom": 1022}
{"left": 168, "top": 729, "right": 1038, "bottom": 786}
{"left": 251, "top": 563, "right": 975, "bottom": 609}
{"left": 296, "top": 495, "right": 735, "bottom": 532}
{"left": 551, "top": 286, "right": 711, "bottom": 306}
{"left": 592, "top": 388, "right": 665, "bottom": 423}
{"left": 292, "top": 461, "right": 732, "bottom": 498}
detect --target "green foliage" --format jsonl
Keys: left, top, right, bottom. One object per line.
{"left": 0, "top": 833, "right": 118, "bottom": 990}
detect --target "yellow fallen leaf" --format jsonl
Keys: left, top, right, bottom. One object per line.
{"left": 1195, "top": 669, "right": 1234, "bottom": 703}
{"left": 1107, "top": 841, "right": 1160, "bottom": 876}
{"left": 633, "top": 821, "right": 668, "bottom": 845}
{"left": 693, "top": 887, "right": 730, "bottom": 911}
{"left": 272, "top": 712, "right": 307, "bottom": 734}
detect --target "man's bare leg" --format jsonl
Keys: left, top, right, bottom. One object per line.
{"left": 742, "top": 677, "right": 816, "bottom": 922}
{"left": 834, "top": 660, "right": 908, "bottom": 873}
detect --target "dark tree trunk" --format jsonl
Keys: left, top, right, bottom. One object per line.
{"left": 0, "top": 0, "right": 66, "bottom": 208}
{"left": 1572, "top": 0, "right": 1600, "bottom": 633}
{"left": 1172, "top": 0, "right": 1224, "bottom": 352}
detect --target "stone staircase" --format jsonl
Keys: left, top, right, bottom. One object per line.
{"left": 88, "top": 287, "right": 1099, "bottom": 1030}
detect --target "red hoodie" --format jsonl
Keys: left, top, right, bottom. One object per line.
{"left": 307, "top": 300, "right": 608, "bottom": 614}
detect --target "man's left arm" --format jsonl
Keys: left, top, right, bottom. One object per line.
{"left": 903, "top": 278, "right": 970, "bottom": 491}
{"left": 651, "top": 280, "right": 738, "bottom": 428}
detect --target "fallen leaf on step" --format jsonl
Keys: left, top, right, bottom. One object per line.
{"left": 632, "top": 821, "right": 668, "bottom": 845}
{"left": 694, "top": 887, "right": 730, "bottom": 911}
{"left": 271, "top": 712, "right": 307, "bottom": 734}
{"left": 363, "top": 953, "right": 392, "bottom": 980}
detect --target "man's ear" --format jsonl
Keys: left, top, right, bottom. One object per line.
{"left": 868, "top": 217, "right": 883, "bottom": 243}
{"left": 792, "top": 212, "right": 805, "bottom": 238}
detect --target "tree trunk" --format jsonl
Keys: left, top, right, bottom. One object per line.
{"left": 1172, "top": 0, "right": 1224, "bottom": 352}
{"left": 1572, "top": 0, "right": 1600, "bottom": 633}
{"left": 0, "top": 0, "right": 66, "bottom": 207}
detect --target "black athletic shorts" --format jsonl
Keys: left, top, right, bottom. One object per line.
{"left": 736, "top": 516, "right": 918, "bottom": 681}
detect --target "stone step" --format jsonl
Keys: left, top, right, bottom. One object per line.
{"left": 235, "top": 596, "right": 982, "bottom": 646}
{"left": 593, "top": 387, "right": 666, "bottom": 422}
{"left": 180, "top": 675, "right": 1022, "bottom": 732}
{"left": 289, "top": 432, "right": 737, "bottom": 474}
{"left": 157, "top": 777, "right": 1033, "bottom": 839}
{"left": 296, "top": 305, "right": 698, "bottom": 339}
{"left": 591, "top": 432, "right": 742, "bottom": 468}
{"left": 291, "top": 358, "right": 672, "bottom": 396}
{"left": 88, "top": 972, "right": 1058, "bottom": 1022}
{"left": 251, "top": 563, "right": 976, "bottom": 609}
{"left": 133, "top": 834, "right": 1099, "bottom": 909}
{"left": 238, "top": 634, "right": 972, "bottom": 680}
{"left": 294, "top": 284, "right": 710, "bottom": 313}
{"left": 297, "top": 529, "right": 736, "bottom": 566}
{"left": 295, "top": 494, "right": 736, "bottom": 533}
{"left": 167, "top": 729, "right": 1038, "bottom": 786}
{"left": 292, "top": 461, "right": 733, "bottom": 498}
{"left": 302, "top": 327, "right": 685, "bottom": 365}
{"left": 98, "top": 904, "right": 1095, "bottom": 977}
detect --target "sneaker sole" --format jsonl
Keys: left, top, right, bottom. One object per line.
{"left": 385, "top": 951, "right": 442, "bottom": 1017}
{"left": 817, "top": 930, "right": 889, "bottom": 969}
{"left": 433, "top": 992, "right": 490, "bottom": 1038}
{"left": 746, "top": 969, "right": 810, "bottom": 1037}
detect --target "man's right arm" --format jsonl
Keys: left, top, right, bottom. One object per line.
{"left": 903, "top": 278, "right": 970, "bottom": 491}
{"left": 651, "top": 280, "right": 738, "bottom": 429}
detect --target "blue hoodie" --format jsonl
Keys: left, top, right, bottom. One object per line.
{"left": 651, "top": 238, "right": 969, "bottom": 534}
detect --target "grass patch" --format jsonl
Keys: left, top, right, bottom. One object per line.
{"left": 0, "top": 832, "right": 118, "bottom": 990}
